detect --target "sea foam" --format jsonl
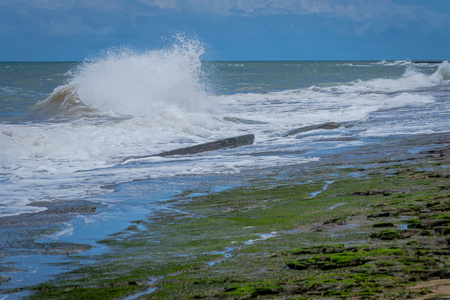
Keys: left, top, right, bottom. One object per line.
{"left": 73, "top": 39, "right": 213, "bottom": 117}
{"left": 1, "top": 57, "right": 448, "bottom": 217}
{"left": 33, "top": 38, "right": 215, "bottom": 123}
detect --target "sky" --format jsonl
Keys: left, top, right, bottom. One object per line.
{"left": 0, "top": 0, "right": 449, "bottom": 61}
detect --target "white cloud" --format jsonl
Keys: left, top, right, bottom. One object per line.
{"left": 8, "top": 0, "right": 78, "bottom": 10}
{"left": 36, "top": 17, "right": 116, "bottom": 38}
{"left": 139, "top": 0, "right": 301, "bottom": 15}
{"left": 3, "top": 0, "right": 445, "bottom": 28}
{"left": 142, "top": 0, "right": 178, "bottom": 9}
{"left": 1, "top": 0, "right": 448, "bottom": 39}
{"left": 138, "top": 0, "right": 450, "bottom": 36}
{"left": 83, "top": 25, "right": 117, "bottom": 37}
{"left": 137, "top": 0, "right": 437, "bottom": 28}
{"left": 138, "top": 0, "right": 392, "bottom": 17}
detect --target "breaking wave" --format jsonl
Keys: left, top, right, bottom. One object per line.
{"left": 1, "top": 54, "right": 449, "bottom": 218}
{"left": 334, "top": 61, "right": 450, "bottom": 93}
{"left": 33, "top": 37, "right": 214, "bottom": 122}
{"left": 30, "top": 83, "right": 96, "bottom": 121}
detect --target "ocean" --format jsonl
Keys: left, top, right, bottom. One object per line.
{"left": 0, "top": 40, "right": 450, "bottom": 293}
{"left": 0, "top": 42, "right": 449, "bottom": 219}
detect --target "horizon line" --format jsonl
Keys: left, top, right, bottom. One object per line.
{"left": 0, "top": 59, "right": 447, "bottom": 63}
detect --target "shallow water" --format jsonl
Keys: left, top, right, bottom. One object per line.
{"left": 1, "top": 46, "right": 448, "bottom": 217}
{"left": 0, "top": 40, "right": 449, "bottom": 296}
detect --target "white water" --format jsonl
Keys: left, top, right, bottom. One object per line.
{"left": 0, "top": 40, "right": 449, "bottom": 217}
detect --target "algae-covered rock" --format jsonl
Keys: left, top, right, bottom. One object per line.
{"left": 372, "top": 222, "right": 395, "bottom": 228}
{"left": 0, "top": 275, "right": 11, "bottom": 284}
{"left": 368, "top": 212, "right": 391, "bottom": 218}
{"left": 288, "top": 250, "right": 376, "bottom": 271}
{"left": 21, "top": 133, "right": 450, "bottom": 300}
{"left": 407, "top": 219, "right": 426, "bottom": 229}
{"left": 287, "top": 258, "right": 316, "bottom": 270}
{"left": 324, "top": 217, "right": 346, "bottom": 225}
{"left": 222, "top": 281, "right": 282, "bottom": 298}
{"left": 370, "top": 230, "right": 403, "bottom": 240}
{"left": 287, "top": 244, "right": 344, "bottom": 255}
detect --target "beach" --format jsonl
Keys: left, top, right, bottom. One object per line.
{"left": 0, "top": 54, "right": 449, "bottom": 298}
{"left": 0, "top": 131, "right": 448, "bottom": 299}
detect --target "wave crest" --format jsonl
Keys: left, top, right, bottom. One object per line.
{"left": 73, "top": 38, "right": 212, "bottom": 117}
{"left": 434, "top": 61, "right": 450, "bottom": 81}
{"left": 350, "top": 61, "right": 450, "bottom": 92}
{"left": 33, "top": 37, "right": 214, "bottom": 123}
{"left": 30, "top": 83, "right": 95, "bottom": 121}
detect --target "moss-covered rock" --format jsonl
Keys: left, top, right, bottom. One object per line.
{"left": 370, "top": 230, "right": 403, "bottom": 240}
{"left": 15, "top": 136, "right": 450, "bottom": 300}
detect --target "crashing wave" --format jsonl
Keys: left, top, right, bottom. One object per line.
{"left": 30, "top": 83, "right": 96, "bottom": 121}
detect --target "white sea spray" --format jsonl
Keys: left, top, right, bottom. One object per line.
{"left": 0, "top": 58, "right": 448, "bottom": 217}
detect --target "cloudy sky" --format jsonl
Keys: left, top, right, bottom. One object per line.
{"left": 1, "top": 0, "right": 449, "bottom": 61}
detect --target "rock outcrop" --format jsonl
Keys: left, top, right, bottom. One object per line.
{"left": 122, "top": 134, "right": 255, "bottom": 163}
{"left": 283, "top": 122, "right": 341, "bottom": 137}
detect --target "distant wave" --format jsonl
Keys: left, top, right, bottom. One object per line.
{"left": 373, "top": 60, "right": 443, "bottom": 68}
{"left": 373, "top": 60, "right": 409, "bottom": 66}
{"left": 339, "top": 61, "right": 450, "bottom": 93}
{"left": 2, "top": 57, "right": 448, "bottom": 219}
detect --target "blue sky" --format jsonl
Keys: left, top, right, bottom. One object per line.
{"left": 1, "top": 0, "right": 449, "bottom": 61}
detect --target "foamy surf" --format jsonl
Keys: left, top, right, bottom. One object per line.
{"left": 0, "top": 49, "right": 449, "bottom": 217}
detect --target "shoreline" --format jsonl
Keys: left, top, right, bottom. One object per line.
{"left": 0, "top": 132, "right": 449, "bottom": 299}
{"left": 0, "top": 200, "right": 99, "bottom": 255}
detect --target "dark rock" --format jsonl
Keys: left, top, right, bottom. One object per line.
{"left": 370, "top": 230, "right": 403, "bottom": 240}
{"left": 420, "top": 230, "right": 432, "bottom": 236}
{"left": 283, "top": 122, "right": 340, "bottom": 137}
{"left": 0, "top": 275, "right": 11, "bottom": 284}
{"left": 289, "top": 248, "right": 315, "bottom": 255}
{"left": 413, "top": 60, "right": 444, "bottom": 63}
{"left": 440, "top": 269, "right": 450, "bottom": 279}
{"left": 432, "top": 249, "right": 450, "bottom": 255}
{"left": 372, "top": 222, "right": 395, "bottom": 228}
{"left": 283, "top": 284, "right": 306, "bottom": 294}
{"left": 254, "top": 287, "right": 280, "bottom": 295}
{"left": 421, "top": 270, "right": 444, "bottom": 280}
{"left": 426, "top": 201, "right": 441, "bottom": 208}
{"left": 287, "top": 259, "right": 315, "bottom": 270}
{"left": 367, "top": 212, "right": 391, "bottom": 218}
{"left": 407, "top": 219, "right": 426, "bottom": 229}
{"left": 114, "top": 281, "right": 141, "bottom": 287}
{"left": 30, "top": 200, "right": 98, "bottom": 215}
{"left": 318, "top": 257, "right": 369, "bottom": 270}
{"left": 122, "top": 134, "right": 255, "bottom": 162}
{"left": 308, "top": 226, "right": 325, "bottom": 232}
{"left": 422, "top": 219, "right": 450, "bottom": 228}
{"left": 324, "top": 217, "right": 346, "bottom": 225}
{"left": 401, "top": 229, "right": 424, "bottom": 238}
{"left": 351, "top": 190, "right": 392, "bottom": 196}
{"left": 321, "top": 244, "right": 345, "bottom": 254}
{"left": 35, "top": 242, "right": 92, "bottom": 255}
{"left": 434, "top": 226, "right": 450, "bottom": 236}
{"left": 317, "top": 283, "right": 339, "bottom": 292}
{"left": 157, "top": 134, "right": 255, "bottom": 157}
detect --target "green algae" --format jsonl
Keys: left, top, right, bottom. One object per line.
{"left": 221, "top": 281, "right": 282, "bottom": 298}
{"left": 288, "top": 247, "right": 408, "bottom": 271}
{"left": 370, "top": 230, "right": 404, "bottom": 240}
{"left": 13, "top": 142, "right": 450, "bottom": 299}
{"left": 372, "top": 221, "right": 395, "bottom": 228}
